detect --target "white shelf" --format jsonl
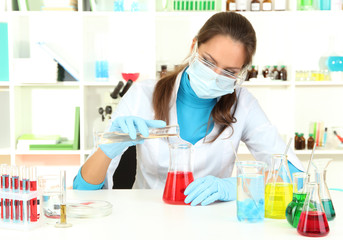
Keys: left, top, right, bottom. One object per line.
{"left": 15, "top": 150, "right": 82, "bottom": 155}
{"left": 294, "top": 149, "right": 343, "bottom": 155}
{"left": 295, "top": 81, "right": 343, "bottom": 86}
{"left": 0, "top": 82, "right": 10, "bottom": 86}
{"left": 13, "top": 82, "right": 80, "bottom": 87}
{"left": 243, "top": 81, "right": 291, "bottom": 87}
{"left": 83, "top": 82, "right": 118, "bottom": 86}
{"left": 0, "top": 148, "right": 11, "bottom": 155}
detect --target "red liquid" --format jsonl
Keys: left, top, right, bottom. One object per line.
{"left": 15, "top": 200, "right": 20, "bottom": 221}
{"left": 297, "top": 211, "right": 330, "bottom": 237}
{"left": 121, "top": 73, "right": 139, "bottom": 82}
{"left": 163, "top": 171, "right": 194, "bottom": 205}
{"left": 1, "top": 199, "right": 3, "bottom": 219}
{"left": 13, "top": 177, "right": 19, "bottom": 190}
{"left": 30, "top": 181, "right": 38, "bottom": 222}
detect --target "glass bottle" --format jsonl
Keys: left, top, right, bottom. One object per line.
{"left": 271, "top": 65, "right": 280, "bottom": 80}
{"left": 307, "top": 134, "right": 315, "bottom": 150}
{"left": 312, "top": 158, "right": 336, "bottom": 221}
{"left": 294, "top": 132, "right": 299, "bottom": 149}
{"left": 262, "top": 0, "right": 272, "bottom": 11}
{"left": 265, "top": 154, "right": 293, "bottom": 219}
{"left": 251, "top": 0, "right": 261, "bottom": 11}
{"left": 226, "top": 0, "right": 237, "bottom": 11}
{"left": 300, "top": 133, "right": 306, "bottom": 149}
{"left": 262, "top": 65, "right": 270, "bottom": 78}
{"left": 286, "top": 172, "right": 309, "bottom": 228}
{"left": 163, "top": 143, "right": 194, "bottom": 205}
{"left": 236, "top": 0, "right": 247, "bottom": 11}
{"left": 250, "top": 65, "right": 258, "bottom": 79}
{"left": 160, "top": 65, "right": 168, "bottom": 78}
{"left": 279, "top": 65, "right": 287, "bottom": 81}
{"left": 297, "top": 183, "right": 330, "bottom": 237}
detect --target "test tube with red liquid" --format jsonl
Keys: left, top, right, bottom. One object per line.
{"left": 22, "top": 166, "right": 30, "bottom": 223}
{"left": 11, "top": 166, "right": 20, "bottom": 223}
{"left": 30, "top": 167, "right": 38, "bottom": 222}
{"left": 1, "top": 165, "right": 11, "bottom": 222}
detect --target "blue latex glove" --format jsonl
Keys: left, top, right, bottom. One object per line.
{"left": 184, "top": 176, "right": 237, "bottom": 206}
{"left": 99, "top": 116, "right": 166, "bottom": 159}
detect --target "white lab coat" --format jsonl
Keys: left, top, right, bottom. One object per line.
{"left": 103, "top": 71, "right": 304, "bottom": 189}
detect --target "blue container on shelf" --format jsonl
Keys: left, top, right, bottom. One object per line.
{"left": 319, "top": 0, "right": 331, "bottom": 10}
{"left": 326, "top": 56, "right": 343, "bottom": 72}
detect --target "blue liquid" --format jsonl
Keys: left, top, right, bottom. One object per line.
{"left": 95, "top": 60, "right": 109, "bottom": 81}
{"left": 319, "top": 0, "right": 330, "bottom": 10}
{"left": 237, "top": 199, "right": 264, "bottom": 222}
{"left": 237, "top": 174, "right": 265, "bottom": 222}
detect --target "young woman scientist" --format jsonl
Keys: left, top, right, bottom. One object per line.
{"left": 74, "top": 12, "right": 304, "bottom": 206}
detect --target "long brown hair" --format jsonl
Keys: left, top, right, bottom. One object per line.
{"left": 153, "top": 12, "right": 257, "bottom": 142}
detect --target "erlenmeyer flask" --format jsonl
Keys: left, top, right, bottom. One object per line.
{"left": 162, "top": 143, "right": 194, "bottom": 205}
{"left": 312, "top": 158, "right": 336, "bottom": 221}
{"left": 286, "top": 172, "right": 309, "bottom": 228}
{"left": 265, "top": 154, "right": 293, "bottom": 219}
{"left": 297, "top": 182, "right": 330, "bottom": 237}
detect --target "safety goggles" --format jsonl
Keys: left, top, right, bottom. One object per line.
{"left": 193, "top": 52, "right": 248, "bottom": 88}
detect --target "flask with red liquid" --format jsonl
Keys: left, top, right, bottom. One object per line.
{"left": 163, "top": 143, "right": 194, "bottom": 205}
{"left": 297, "top": 182, "right": 330, "bottom": 237}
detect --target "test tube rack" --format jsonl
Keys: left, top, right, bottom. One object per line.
{"left": 0, "top": 191, "right": 41, "bottom": 230}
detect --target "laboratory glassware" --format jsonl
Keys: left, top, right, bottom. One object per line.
{"left": 163, "top": 143, "right": 194, "bottom": 205}
{"left": 38, "top": 174, "right": 62, "bottom": 222}
{"left": 236, "top": 161, "right": 266, "bottom": 222}
{"left": 285, "top": 172, "right": 309, "bottom": 228}
{"left": 55, "top": 170, "right": 72, "bottom": 228}
{"left": 265, "top": 154, "right": 293, "bottom": 219}
{"left": 95, "top": 125, "right": 180, "bottom": 148}
{"left": 312, "top": 158, "right": 336, "bottom": 221}
{"left": 297, "top": 182, "right": 330, "bottom": 237}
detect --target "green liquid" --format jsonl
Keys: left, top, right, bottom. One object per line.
{"left": 285, "top": 193, "right": 307, "bottom": 228}
{"left": 322, "top": 199, "right": 336, "bottom": 221}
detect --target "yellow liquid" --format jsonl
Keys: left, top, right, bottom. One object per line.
{"left": 265, "top": 182, "right": 293, "bottom": 219}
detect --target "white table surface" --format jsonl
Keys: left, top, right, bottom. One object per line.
{"left": 1, "top": 189, "right": 342, "bottom": 240}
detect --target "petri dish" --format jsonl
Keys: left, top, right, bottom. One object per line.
{"left": 67, "top": 200, "right": 112, "bottom": 218}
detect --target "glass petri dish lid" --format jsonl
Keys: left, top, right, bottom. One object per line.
{"left": 67, "top": 200, "right": 112, "bottom": 218}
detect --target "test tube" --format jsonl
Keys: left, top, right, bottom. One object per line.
{"left": 19, "top": 166, "right": 24, "bottom": 222}
{"left": 55, "top": 170, "right": 71, "bottom": 228}
{"left": 30, "top": 167, "right": 38, "bottom": 222}
{"left": 22, "top": 166, "right": 30, "bottom": 223}
{"left": 2, "top": 165, "right": 10, "bottom": 222}
{"left": 12, "top": 166, "right": 20, "bottom": 223}
{"left": 1, "top": 164, "right": 5, "bottom": 220}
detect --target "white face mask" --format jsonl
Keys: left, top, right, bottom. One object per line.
{"left": 186, "top": 57, "right": 238, "bottom": 99}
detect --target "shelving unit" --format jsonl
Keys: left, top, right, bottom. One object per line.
{"left": 1, "top": 0, "right": 343, "bottom": 185}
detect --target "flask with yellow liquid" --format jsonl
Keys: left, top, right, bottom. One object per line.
{"left": 265, "top": 154, "right": 293, "bottom": 219}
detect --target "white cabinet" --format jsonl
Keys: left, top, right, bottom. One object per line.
{"left": 1, "top": 0, "right": 343, "bottom": 179}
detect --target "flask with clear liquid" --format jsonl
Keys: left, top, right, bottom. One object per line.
{"left": 95, "top": 125, "right": 179, "bottom": 148}
{"left": 265, "top": 154, "right": 293, "bottom": 219}
{"left": 312, "top": 158, "right": 336, "bottom": 221}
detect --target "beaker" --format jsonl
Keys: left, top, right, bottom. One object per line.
{"left": 162, "top": 143, "right": 194, "bottom": 205}
{"left": 265, "top": 154, "right": 293, "bottom": 219}
{"left": 95, "top": 125, "right": 179, "bottom": 148}
{"left": 297, "top": 182, "right": 330, "bottom": 237}
{"left": 38, "top": 175, "right": 61, "bottom": 223}
{"left": 236, "top": 161, "right": 266, "bottom": 223}
{"left": 286, "top": 172, "right": 309, "bottom": 228}
{"left": 312, "top": 158, "right": 336, "bottom": 221}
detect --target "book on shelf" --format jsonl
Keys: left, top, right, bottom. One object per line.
{"left": 29, "top": 107, "right": 80, "bottom": 150}
{"left": 17, "top": 0, "right": 28, "bottom": 11}
{"left": 17, "top": 134, "right": 61, "bottom": 151}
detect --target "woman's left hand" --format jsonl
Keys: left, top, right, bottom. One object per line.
{"left": 184, "top": 176, "right": 237, "bottom": 206}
